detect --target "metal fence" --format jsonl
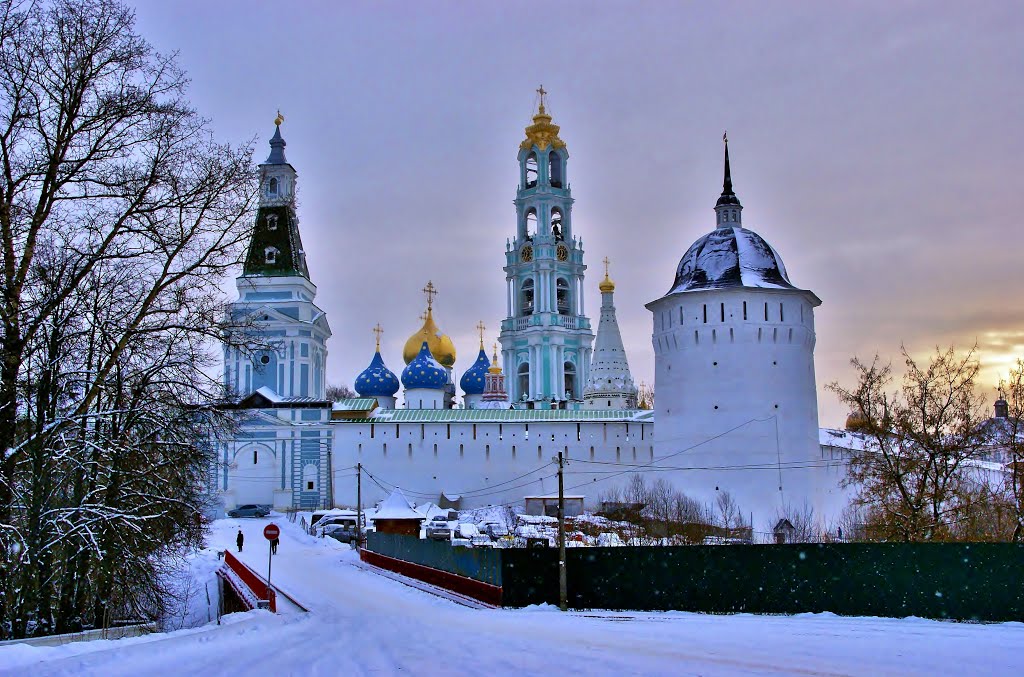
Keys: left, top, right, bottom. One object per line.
{"left": 366, "top": 534, "right": 1024, "bottom": 621}
{"left": 366, "top": 532, "right": 503, "bottom": 587}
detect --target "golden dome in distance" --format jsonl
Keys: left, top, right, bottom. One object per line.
{"left": 599, "top": 256, "right": 616, "bottom": 293}
{"left": 402, "top": 281, "right": 457, "bottom": 367}
{"left": 488, "top": 342, "right": 502, "bottom": 374}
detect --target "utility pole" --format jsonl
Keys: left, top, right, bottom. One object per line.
{"left": 327, "top": 446, "right": 334, "bottom": 508}
{"left": 557, "top": 450, "right": 567, "bottom": 611}
{"left": 356, "top": 462, "right": 363, "bottom": 548}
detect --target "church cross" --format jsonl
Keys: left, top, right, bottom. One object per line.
{"left": 603, "top": 256, "right": 611, "bottom": 278}
{"left": 422, "top": 280, "right": 438, "bottom": 310}
{"left": 476, "top": 321, "right": 486, "bottom": 348}
{"left": 536, "top": 84, "right": 547, "bottom": 112}
{"left": 373, "top": 323, "right": 383, "bottom": 350}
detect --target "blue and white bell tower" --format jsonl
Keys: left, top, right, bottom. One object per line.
{"left": 223, "top": 113, "right": 331, "bottom": 400}
{"left": 499, "top": 88, "right": 594, "bottom": 406}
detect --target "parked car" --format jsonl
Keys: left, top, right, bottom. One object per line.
{"left": 228, "top": 504, "right": 269, "bottom": 518}
{"left": 322, "top": 518, "right": 360, "bottom": 543}
{"left": 425, "top": 515, "right": 453, "bottom": 541}
{"left": 457, "top": 522, "right": 494, "bottom": 547}
{"left": 479, "top": 521, "right": 508, "bottom": 540}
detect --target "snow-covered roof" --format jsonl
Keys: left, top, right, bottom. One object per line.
{"left": 370, "top": 490, "right": 424, "bottom": 521}
{"left": 819, "top": 427, "right": 870, "bottom": 452}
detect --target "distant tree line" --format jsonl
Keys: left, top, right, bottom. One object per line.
{"left": 0, "top": 0, "right": 256, "bottom": 638}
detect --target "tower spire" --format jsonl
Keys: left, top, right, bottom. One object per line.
{"left": 266, "top": 111, "right": 288, "bottom": 165}
{"left": 715, "top": 132, "right": 742, "bottom": 228}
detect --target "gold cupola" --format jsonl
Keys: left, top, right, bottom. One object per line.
{"left": 598, "top": 256, "right": 616, "bottom": 293}
{"left": 488, "top": 343, "right": 502, "bottom": 374}
{"left": 403, "top": 281, "right": 457, "bottom": 367}
{"left": 521, "top": 85, "right": 566, "bottom": 151}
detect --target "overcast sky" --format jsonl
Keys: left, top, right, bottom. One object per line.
{"left": 132, "top": 1, "right": 1024, "bottom": 427}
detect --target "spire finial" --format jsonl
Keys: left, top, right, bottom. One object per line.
{"left": 275, "top": 110, "right": 284, "bottom": 127}
{"left": 373, "top": 323, "right": 383, "bottom": 351}
{"left": 722, "top": 131, "right": 733, "bottom": 195}
{"left": 422, "top": 280, "right": 438, "bottom": 311}
{"left": 476, "top": 321, "right": 486, "bottom": 349}
{"left": 536, "top": 84, "right": 547, "bottom": 114}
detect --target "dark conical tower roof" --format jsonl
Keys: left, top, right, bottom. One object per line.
{"left": 716, "top": 133, "right": 741, "bottom": 208}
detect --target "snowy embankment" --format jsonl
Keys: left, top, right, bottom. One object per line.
{"left": 2, "top": 514, "right": 1023, "bottom": 676}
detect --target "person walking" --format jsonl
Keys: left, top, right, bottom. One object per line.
{"left": 236, "top": 529, "right": 244, "bottom": 553}
{"left": 271, "top": 537, "right": 279, "bottom": 555}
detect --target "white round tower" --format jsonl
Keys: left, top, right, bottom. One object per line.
{"left": 645, "top": 136, "right": 824, "bottom": 528}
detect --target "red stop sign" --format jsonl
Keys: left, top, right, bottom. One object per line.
{"left": 263, "top": 524, "right": 280, "bottom": 540}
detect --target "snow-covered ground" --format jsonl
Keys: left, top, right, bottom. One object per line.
{"left": 2, "top": 515, "right": 1023, "bottom": 676}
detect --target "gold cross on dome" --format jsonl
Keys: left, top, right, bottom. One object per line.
{"left": 536, "top": 85, "right": 547, "bottom": 111}
{"left": 476, "top": 321, "right": 486, "bottom": 348}
{"left": 603, "top": 256, "right": 611, "bottom": 277}
{"left": 422, "top": 280, "right": 438, "bottom": 310}
{"left": 372, "top": 323, "right": 383, "bottom": 350}
{"left": 275, "top": 109, "right": 284, "bottom": 126}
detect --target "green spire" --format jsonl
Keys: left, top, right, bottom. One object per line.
{"left": 242, "top": 204, "right": 309, "bottom": 278}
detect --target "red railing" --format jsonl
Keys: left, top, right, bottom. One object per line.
{"left": 223, "top": 551, "right": 276, "bottom": 613}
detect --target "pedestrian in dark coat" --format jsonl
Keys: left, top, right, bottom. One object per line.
{"left": 271, "top": 537, "right": 279, "bottom": 555}
{"left": 236, "top": 529, "right": 244, "bottom": 553}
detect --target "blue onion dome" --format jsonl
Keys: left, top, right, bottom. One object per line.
{"left": 401, "top": 341, "right": 448, "bottom": 390}
{"left": 355, "top": 350, "right": 400, "bottom": 397}
{"left": 460, "top": 348, "right": 491, "bottom": 395}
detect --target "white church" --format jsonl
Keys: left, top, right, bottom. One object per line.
{"left": 212, "top": 99, "right": 855, "bottom": 529}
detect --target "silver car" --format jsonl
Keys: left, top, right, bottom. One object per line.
{"left": 228, "top": 504, "right": 270, "bottom": 518}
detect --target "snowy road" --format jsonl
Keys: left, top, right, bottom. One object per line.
{"left": 3, "top": 516, "right": 1023, "bottom": 676}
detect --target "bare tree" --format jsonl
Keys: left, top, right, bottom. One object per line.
{"left": 326, "top": 383, "right": 356, "bottom": 401}
{"left": 0, "top": 0, "right": 256, "bottom": 637}
{"left": 773, "top": 499, "right": 822, "bottom": 543}
{"left": 827, "top": 345, "right": 989, "bottom": 542}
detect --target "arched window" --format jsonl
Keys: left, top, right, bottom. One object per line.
{"left": 549, "top": 151, "right": 563, "bottom": 187}
{"left": 556, "top": 278, "right": 571, "bottom": 315}
{"left": 563, "top": 361, "right": 576, "bottom": 399}
{"left": 268, "top": 177, "right": 279, "bottom": 195}
{"left": 551, "top": 207, "right": 564, "bottom": 240}
{"left": 520, "top": 278, "right": 535, "bottom": 315}
{"left": 525, "top": 152, "right": 538, "bottom": 188}
{"left": 518, "top": 363, "right": 530, "bottom": 401}
{"left": 525, "top": 208, "right": 537, "bottom": 238}
{"left": 265, "top": 247, "right": 278, "bottom": 264}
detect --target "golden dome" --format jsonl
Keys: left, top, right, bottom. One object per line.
{"left": 845, "top": 410, "right": 870, "bottom": 432}
{"left": 598, "top": 256, "right": 615, "bottom": 293}
{"left": 488, "top": 343, "right": 502, "bottom": 374}
{"left": 403, "top": 308, "right": 456, "bottom": 367}
{"left": 520, "top": 85, "right": 566, "bottom": 151}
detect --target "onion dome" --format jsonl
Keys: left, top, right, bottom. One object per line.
{"left": 598, "top": 256, "right": 616, "bottom": 293}
{"left": 401, "top": 341, "right": 448, "bottom": 390}
{"left": 403, "top": 283, "right": 457, "bottom": 367}
{"left": 460, "top": 348, "right": 491, "bottom": 395}
{"left": 488, "top": 345, "right": 502, "bottom": 374}
{"left": 355, "top": 351, "right": 400, "bottom": 397}
{"left": 521, "top": 86, "right": 566, "bottom": 151}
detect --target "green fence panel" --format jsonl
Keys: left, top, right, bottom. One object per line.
{"left": 500, "top": 543, "right": 1024, "bottom": 621}
{"left": 366, "top": 532, "right": 503, "bottom": 586}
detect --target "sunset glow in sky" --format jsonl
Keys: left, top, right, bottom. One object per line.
{"left": 131, "top": 1, "right": 1024, "bottom": 427}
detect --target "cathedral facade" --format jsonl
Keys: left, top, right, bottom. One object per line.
{"left": 213, "top": 101, "right": 852, "bottom": 526}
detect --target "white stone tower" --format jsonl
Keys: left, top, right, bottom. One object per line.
{"left": 583, "top": 258, "right": 638, "bottom": 409}
{"left": 645, "top": 136, "right": 823, "bottom": 526}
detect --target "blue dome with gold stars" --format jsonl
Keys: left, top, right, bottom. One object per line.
{"left": 355, "top": 350, "right": 400, "bottom": 397}
{"left": 401, "top": 342, "right": 448, "bottom": 390}
{"left": 460, "top": 348, "right": 490, "bottom": 395}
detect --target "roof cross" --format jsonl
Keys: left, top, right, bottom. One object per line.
{"left": 373, "top": 323, "right": 383, "bottom": 351}
{"left": 422, "top": 280, "right": 438, "bottom": 310}
{"left": 536, "top": 84, "right": 547, "bottom": 112}
{"left": 476, "top": 321, "right": 486, "bottom": 348}
{"left": 603, "top": 256, "right": 611, "bottom": 278}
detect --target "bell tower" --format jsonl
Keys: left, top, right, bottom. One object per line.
{"left": 499, "top": 88, "right": 594, "bottom": 407}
